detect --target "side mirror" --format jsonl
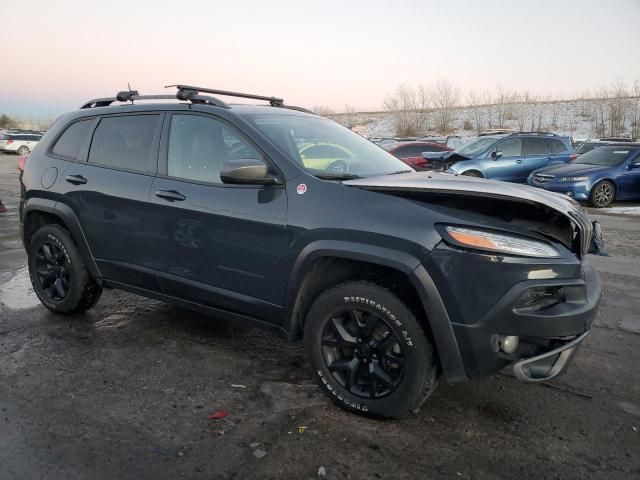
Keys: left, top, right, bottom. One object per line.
{"left": 630, "top": 161, "right": 640, "bottom": 169}
{"left": 220, "top": 159, "right": 280, "bottom": 185}
{"left": 491, "top": 151, "right": 503, "bottom": 160}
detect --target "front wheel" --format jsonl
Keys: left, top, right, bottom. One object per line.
{"left": 304, "top": 281, "right": 438, "bottom": 418}
{"left": 589, "top": 180, "right": 615, "bottom": 208}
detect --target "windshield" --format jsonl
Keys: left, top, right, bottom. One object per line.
{"left": 454, "top": 137, "right": 497, "bottom": 157}
{"left": 574, "top": 147, "right": 636, "bottom": 166}
{"left": 245, "top": 114, "right": 412, "bottom": 178}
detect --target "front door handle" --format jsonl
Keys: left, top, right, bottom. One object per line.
{"left": 155, "top": 190, "right": 186, "bottom": 202}
{"left": 65, "top": 174, "right": 88, "bottom": 185}
{"left": 515, "top": 159, "right": 523, "bottom": 164}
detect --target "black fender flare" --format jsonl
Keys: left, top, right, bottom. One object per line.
{"left": 22, "top": 198, "right": 102, "bottom": 279}
{"left": 284, "top": 240, "right": 468, "bottom": 383}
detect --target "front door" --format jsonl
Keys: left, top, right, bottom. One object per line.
{"left": 618, "top": 154, "right": 640, "bottom": 200}
{"left": 149, "top": 112, "right": 288, "bottom": 323}
{"left": 484, "top": 138, "right": 523, "bottom": 181}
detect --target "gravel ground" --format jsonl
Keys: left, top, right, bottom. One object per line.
{"left": 0, "top": 153, "right": 639, "bottom": 479}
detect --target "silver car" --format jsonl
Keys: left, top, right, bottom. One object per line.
{"left": 0, "top": 133, "right": 42, "bottom": 155}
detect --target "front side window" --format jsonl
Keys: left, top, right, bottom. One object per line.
{"left": 52, "top": 119, "right": 93, "bottom": 159}
{"left": 496, "top": 138, "right": 522, "bottom": 157}
{"left": 245, "top": 114, "right": 411, "bottom": 178}
{"left": 523, "top": 138, "right": 549, "bottom": 156}
{"left": 88, "top": 115, "right": 159, "bottom": 172}
{"left": 167, "top": 114, "right": 263, "bottom": 184}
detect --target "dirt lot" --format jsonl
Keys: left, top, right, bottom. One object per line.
{"left": 0, "top": 153, "right": 639, "bottom": 479}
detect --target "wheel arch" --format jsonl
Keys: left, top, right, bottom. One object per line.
{"left": 284, "top": 241, "right": 468, "bottom": 383}
{"left": 22, "top": 199, "right": 102, "bottom": 279}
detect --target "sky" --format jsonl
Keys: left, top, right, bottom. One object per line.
{"left": 1, "top": 0, "right": 639, "bottom": 118}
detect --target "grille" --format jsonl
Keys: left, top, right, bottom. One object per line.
{"left": 533, "top": 174, "right": 554, "bottom": 184}
{"left": 569, "top": 208, "right": 593, "bottom": 257}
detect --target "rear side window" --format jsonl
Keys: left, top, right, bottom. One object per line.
{"left": 89, "top": 115, "right": 159, "bottom": 172}
{"left": 523, "top": 138, "right": 549, "bottom": 155}
{"left": 548, "top": 139, "right": 567, "bottom": 153}
{"left": 52, "top": 119, "right": 93, "bottom": 159}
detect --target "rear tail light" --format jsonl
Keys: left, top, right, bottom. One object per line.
{"left": 18, "top": 155, "right": 27, "bottom": 172}
{"left": 570, "top": 153, "right": 577, "bottom": 161}
{"left": 7, "top": 139, "right": 14, "bottom": 145}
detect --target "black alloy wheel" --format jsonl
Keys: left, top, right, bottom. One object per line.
{"left": 322, "top": 308, "right": 406, "bottom": 399}
{"left": 34, "top": 240, "right": 71, "bottom": 301}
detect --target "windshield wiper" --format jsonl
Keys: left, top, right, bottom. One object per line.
{"left": 314, "top": 173, "right": 361, "bottom": 180}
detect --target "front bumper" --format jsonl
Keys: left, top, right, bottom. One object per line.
{"left": 513, "top": 331, "right": 590, "bottom": 382}
{"left": 527, "top": 179, "right": 591, "bottom": 201}
{"left": 426, "top": 243, "right": 601, "bottom": 381}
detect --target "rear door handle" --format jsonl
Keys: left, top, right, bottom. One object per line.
{"left": 155, "top": 190, "right": 186, "bottom": 202}
{"left": 65, "top": 174, "right": 88, "bottom": 185}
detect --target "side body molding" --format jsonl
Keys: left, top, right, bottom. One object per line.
{"left": 284, "top": 240, "right": 469, "bottom": 383}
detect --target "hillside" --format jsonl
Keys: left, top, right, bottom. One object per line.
{"left": 330, "top": 97, "right": 640, "bottom": 141}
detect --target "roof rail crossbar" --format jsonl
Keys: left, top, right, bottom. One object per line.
{"left": 80, "top": 94, "right": 178, "bottom": 109}
{"left": 508, "top": 131, "right": 558, "bottom": 137}
{"left": 174, "top": 88, "right": 230, "bottom": 108}
{"left": 167, "top": 84, "right": 284, "bottom": 107}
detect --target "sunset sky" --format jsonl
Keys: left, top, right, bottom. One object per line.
{"left": 1, "top": 0, "right": 639, "bottom": 118}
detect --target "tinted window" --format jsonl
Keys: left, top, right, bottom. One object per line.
{"left": 548, "top": 139, "right": 567, "bottom": 153}
{"left": 496, "top": 138, "right": 522, "bottom": 157}
{"left": 394, "top": 145, "right": 421, "bottom": 158}
{"left": 575, "top": 142, "right": 600, "bottom": 155}
{"left": 89, "top": 115, "right": 159, "bottom": 172}
{"left": 575, "top": 147, "right": 637, "bottom": 166}
{"left": 523, "top": 138, "right": 549, "bottom": 155}
{"left": 168, "top": 114, "right": 263, "bottom": 184}
{"left": 52, "top": 119, "right": 93, "bottom": 159}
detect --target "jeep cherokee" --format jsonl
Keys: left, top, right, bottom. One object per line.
{"left": 19, "top": 85, "right": 603, "bottom": 418}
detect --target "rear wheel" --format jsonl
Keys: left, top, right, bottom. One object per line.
{"left": 17, "top": 146, "right": 30, "bottom": 155}
{"left": 27, "top": 224, "right": 102, "bottom": 314}
{"left": 589, "top": 180, "right": 615, "bottom": 208}
{"left": 304, "top": 281, "right": 438, "bottom": 418}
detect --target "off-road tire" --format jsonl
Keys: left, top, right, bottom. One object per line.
{"left": 304, "top": 281, "right": 438, "bottom": 418}
{"left": 589, "top": 180, "right": 615, "bottom": 208}
{"left": 27, "top": 224, "right": 102, "bottom": 314}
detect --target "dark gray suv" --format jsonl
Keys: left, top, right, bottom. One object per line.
{"left": 19, "top": 86, "right": 602, "bottom": 418}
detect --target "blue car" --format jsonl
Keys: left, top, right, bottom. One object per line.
{"left": 424, "top": 133, "right": 575, "bottom": 182}
{"left": 528, "top": 145, "right": 640, "bottom": 207}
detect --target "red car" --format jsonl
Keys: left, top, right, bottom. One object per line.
{"left": 384, "top": 141, "right": 453, "bottom": 170}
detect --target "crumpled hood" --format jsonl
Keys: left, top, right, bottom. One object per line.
{"left": 344, "top": 171, "right": 581, "bottom": 215}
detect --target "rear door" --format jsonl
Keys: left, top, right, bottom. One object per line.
{"left": 57, "top": 113, "right": 163, "bottom": 289}
{"left": 521, "top": 137, "right": 551, "bottom": 181}
{"left": 484, "top": 138, "right": 523, "bottom": 181}
{"left": 148, "top": 112, "right": 288, "bottom": 323}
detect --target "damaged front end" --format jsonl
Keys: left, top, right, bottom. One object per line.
{"left": 344, "top": 171, "right": 603, "bottom": 382}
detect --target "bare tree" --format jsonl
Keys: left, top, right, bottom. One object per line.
{"left": 467, "top": 90, "right": 485, "bottom": 133}
{"left": 383, "top": 84, "right": 421, "bottom": 137}
{"left": 630, "top": 80, "right": 640, "bottom": 141}
{"left": 431, "top": 79, "right": 459, "bottom": 133}
{"left": 311, "top": 105, "right": 335, "bottom": 117}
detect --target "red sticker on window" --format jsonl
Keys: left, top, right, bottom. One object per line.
{"left": 296, "top": 183, "right": 307, "bottom": 195}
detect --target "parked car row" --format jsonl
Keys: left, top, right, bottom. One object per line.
{"left": 381, "top": 130, "right": 639, "bottom": 208}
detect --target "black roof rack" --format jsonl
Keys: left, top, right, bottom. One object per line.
{"left": 80, "top": 85, "right": 314, "bottom": 114}
{"left": 167, "top": 84, "right": 284, "bottom": 107}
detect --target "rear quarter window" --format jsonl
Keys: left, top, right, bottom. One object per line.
{"left": 548, "top": 139, "right": 567, "bottom": 153}
{"left": 51, "top": 119, "right": 94, "bottom": 159}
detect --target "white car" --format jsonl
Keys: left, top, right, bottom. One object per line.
{"left": 0, "top": 133, "right": 42, "bottom": 155}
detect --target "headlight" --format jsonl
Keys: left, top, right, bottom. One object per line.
{"left": 559, "top": 176, "right": 588, "bottom": 182}
{"left": 444, "top": 226, "right": 560, "bottom": 258}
